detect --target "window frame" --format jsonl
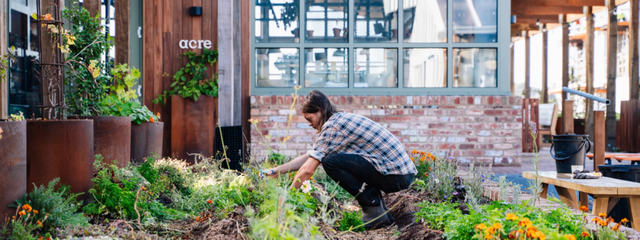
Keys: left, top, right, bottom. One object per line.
{"left": 250, "top": 0, "right": 511, "bottom": 96}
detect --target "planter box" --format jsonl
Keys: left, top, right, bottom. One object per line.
{"left": 0, "top": 121, "right": 26, "bottom": 221}
{"left": 131, "top": 122, "right": 164, "bottom": 163}
{"left": 72, "top": 116, "right": 131, "bottom": 168}
{"left": 171, "top": 95, "right": 216, "bottom": 164}
{"left": 27, "top": 120, "right": 94, "bottom": 200}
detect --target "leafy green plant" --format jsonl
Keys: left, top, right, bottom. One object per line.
{"left": 0, "top": 46, "right": 16, "bottom": 83}
{"left": 0, "top": 209, "right": 50, "bottom": 240}
{"left": 12, "top": 178, "right": 87, "bottom": 236}
{"left": 63, "top": 7, "right": 113, "bottom": 116}
{"left": 153, "top": 49, "right": 218, "bottom": 105}
{"left": 8, "top": 111, "right": 25, "bottom": 121}
{"left": 338, "top": 210, "right": 365, "bottom": 232}
{"left": 102, "top": 64, "right": 159, "bottom": 124}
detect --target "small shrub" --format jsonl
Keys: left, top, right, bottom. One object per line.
{"left": 338, "top": 210, "right": 365, "bottom": 232}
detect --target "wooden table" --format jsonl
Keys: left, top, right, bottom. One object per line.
{"left": 523, "top": 171, "right": 640, "bottom": 230}
{"left": 586, "top": 153, "right": 640, "bottom": 165}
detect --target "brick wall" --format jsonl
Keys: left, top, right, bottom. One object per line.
{"left": 250, "top": 95, "right": 523, "bottom": 166}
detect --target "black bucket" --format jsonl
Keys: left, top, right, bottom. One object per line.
{"left": 550, "top": 135, "right": 591, "bottom": 173}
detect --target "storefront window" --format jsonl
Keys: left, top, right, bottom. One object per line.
{"left": 252, "top": 0, "right": 505, "bottom": 94}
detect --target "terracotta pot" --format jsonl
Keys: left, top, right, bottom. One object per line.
{"left": 391, "top": 29, "right": 398, "bottom": 38}
{"left": 71, "top": 116, "right": 132, "bottom": 168}
{"left": 307, "top": 30, "right": 314, "bottom": 38}
{"left": 27, "top": 120, "right": 94, "bottom": 200}
{"left": 291, "top": 28, "right": 300, "bottom": 38}
{"left": 333, "top": 28, "right": 342, "bottom": 37}
{"left": 0, "top": 121, "right": 26, "bottom": 222}
{"left": 171, "top": 95, "right": 216, "bottom": 164}
{"left": 131, "top": 122, "right": 164, "bottom": 163}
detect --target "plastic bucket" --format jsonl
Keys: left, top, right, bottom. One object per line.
{"left": 550, "top": 134, "right": 590, "bottom": 173}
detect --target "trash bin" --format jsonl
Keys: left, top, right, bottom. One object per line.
{"left": 597, "top": 165, "right": 640, "bottom": 222}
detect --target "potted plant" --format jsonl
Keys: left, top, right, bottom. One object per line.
{"left": 27, "top": 3, "right": 94, "bottom": 199}
{"left": 105, "top": 64, "right": 162, "bottom": 163}
{"left": 0, "top": 111, "right": 27, "bottom": 221}
{"left": 63, "top": 7, "right": 131, "bottom": 168}
{"left": 154, "top": 49, "right": 218, "bottom": 164}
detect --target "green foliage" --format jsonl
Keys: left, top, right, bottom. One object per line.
{"left": 13, "top": 178, "right": 88, "bottom": 236}
{"left": 411, "top": 153, "right": 457, "bottom": 201}
{"left": 338, "top": 210, "right": 365, "bottom": 232}
{"left": 63, "top": 7, "right": 113, "bottom": 116}
{"left": 0, "top": 46, "right": 16, "bottom": 83}
{"left": 153, "top": 49, "right": 218, "bottom": 105}
{"left": 8, "top": 111, "right": 25, "bottom": 121}
{"left": 101, "top": 64, "right": 159, "bottom": 124}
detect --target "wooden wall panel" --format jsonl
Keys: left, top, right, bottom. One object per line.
{"left": 114, "top": 0, "right": 130, "bottom": 66}
{"left": 241, "top": 0, "right": 251, "bottom": 159}
{"left": 143, "top": 0, "right": 222, "bottom": 157}
{"left": 1, "top": 0, "right": 7, "bottom": 119}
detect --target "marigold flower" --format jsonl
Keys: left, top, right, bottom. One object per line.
{"left": 156, "top": 112, "right": 161, "bottom": 117}
{"left": 427, "top": 153, "right": 435, "bottom": 160}
{"left": 424, "top": 173, "right": 429, "bottom": 177}
{"left": 420, "top": 156, "right": 426, "bottom": 162}
{"left": 22, "top": 204, "right": 32, "bottom": 212}
{"left": 508, "top": 230, "right": 517, "bottom": 239}
{"left": 506, "top": 213, "right": 519, "bottom": 221}
{"left": 565, "top": 234, "right": 576, "bottom": 240}
{"left": 519, "top": 218, "right": 533, "bottom": 227}
{"left": 599, "top": 220, "right": 608, "bottom": 226}
{"left": 579, "top": 206, "right": 588, "bottom": 212}
{"left": 591, "top": 217, "right": 601, "bottom": 223}
{"left": 149, "top": 191, "right": 153, "bottom": 195}
{"left": 248, "top": 118, "right": 262, "bottom": 124}
{"left": 11, "top": 216, "right": 15, "bottom": 220}
{"left": 487, "top": 226, "right": 498, "bottom": 234}
{"left": 535, "top": 231, "right": 546, "bottom": 240}
{"left": 141, "top": 186, "right": 146, "bottom": 191}
{"left": 149, "top": 117, "right": 154, "bottom": 123}
{"left": 45, "top": 213, "right": 49, "bottom": 217}
{"left": 474, "top": 223, "right": 487, "bottom": 230}
{"left": 517, "top": 229, "right": 524, "bottom": 233}
{"left": 581, "top": 231, "right": 590, "bottom": 237}
{"left": 484, "top": 233, "right": 492, "bottom": 239}
{"left": 411, "top": 150, "right": 419, "bottom": 154}
{"left": 607, "top": 216, "right": 614, "bottom": 223}
{"left": 612, "top": 224, "right": 620, "bottom": 231}
{"left": 195, "top": 216, "right": 201, "bottom": 221}
{"left": 36, "top": 220, "right": 42, "bottom": 227}
{"left": 18, "top": 211, "right": 25, "bottom": 216}
{"left": 621, "top": 218, "right": 629, "bottom": 223}
{"left": 492, "top": 223, "right": 502, "bottom": 229}
{"left": 599, "top": 212, "right": 607, "bottom": 218}
{"left": 420, "top": 151, "right": 426, "bottom": 156}
{"left": 33, "top": 210, "right": 38, "bottom": 214}
{"left": 207, "top": 199, "right": 213, "bottom": 204}
{"left": 410, "top": 157, "right": 414, "bottom": 162}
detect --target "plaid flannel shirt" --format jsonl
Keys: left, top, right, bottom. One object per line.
{"left": 307, "top": 112, "right": 417, "bottom": 176}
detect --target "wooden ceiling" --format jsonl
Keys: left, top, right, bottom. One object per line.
{"left": 511, "top": 0, "right": 629, "bottom": 37}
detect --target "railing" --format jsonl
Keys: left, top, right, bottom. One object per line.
{"left": 562, "top": 87, "right": 610, "bottom": 105}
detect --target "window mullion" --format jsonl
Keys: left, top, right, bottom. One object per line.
{"left": 300, "top": 0, "right": 305, "bottom": 89}
{"left": 398, "top": 0, "right": 404, "bottom": 91}
{"left": 447, "top": 0, "right": 454, "bottom": 90}
{"left": 348, "top": 0, "right": 354, "bottom": 90}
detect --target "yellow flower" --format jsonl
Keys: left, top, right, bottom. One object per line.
{"left": 492, "top": 223, "right": 502, "bottom": 229}
{"left": 506, "top": 213, "right": 519, "bottom": 221}
{"left": 535, "top": 231, "right": 546, "bottom": 240}
{"left": 487, "top": 226, "right": 498, "bottom": 234}
{"left": 22, "top": 204, "right": 32, "bottom": 212}
{"left": 591, "top": 217, "right": 601, "bottom": 223}
{"left": 519, "top": 218, "right": 533, "bottom": 227}
{"left": 599, "top": 212, "right": 607, "bottom": 218}
{"left": 141, "top": 186, "right": 147, "bottom": 191}
{"left": 43, "top": 13, "right": 53, "bottom": 20}
{"left": 599, "top": 220, "right": 608, "bottom": 226}
{"left": 517, "top": 229, "right": 524, "bottom": 233}
{"left": 612, "top": 224, "right": 620, "bottom": 231}
{"left": 484, "top": 233, "right": 492, "bottom": 239}
{"left": 581, "top": 231, "right": 590, "bottom": 237}
{"left": 411, "top": 150, "right": 419, "bottom": 154}
{"left": 474, "top": 223, "right": 487, "bottom": 230}
{"left": 248, "top": 118, "right": 262, "bottom": 124}
{"left": 565, "top": 234, "right": 576, "bottom": 240}
{"left": 621, "top": 218, "right": 629, "bottom": 223}
{"left": 579, "top": 206, "right": 588, "bottom": 212}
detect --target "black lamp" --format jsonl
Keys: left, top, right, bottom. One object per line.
{"left": 189, "top": 7, "right": 203, "bottom": 16}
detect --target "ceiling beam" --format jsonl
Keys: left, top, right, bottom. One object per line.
{"left": 512, "top": 6, "right": 586, "bottom": 15}
{"left": 512, "top": 0, "right": 605, "bottom": 7}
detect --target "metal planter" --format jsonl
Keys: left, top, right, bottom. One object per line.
{"left": 72, "top": 116, "right": 132, "bottom": 168}
{"left": 0, "top": 121, "right": 27, "bottom": 221}
{"left": 171, "top": 95, "right": 216, "bottom": 164}
{"left": 131, "top": 122, "right": 164, "bottom": 163}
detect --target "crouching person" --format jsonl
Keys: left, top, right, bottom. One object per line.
{"left": 263, "top": 90, "right": 416, "bottom": 229}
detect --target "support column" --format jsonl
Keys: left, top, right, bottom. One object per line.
{"left": 218, "top": 0, "right": 243, "bottom": 126}
{"left": 114, "top": 0, "right": 130, "bottom": 66}
{"left": 606, "top": 0, "right": 618, "bottom": 151}
{"left": 541, "top": 24, "right": 548, "bottom": 103}
{"left": 83, "top": 0, "right": 101, "bottom": 18}
{"left": 561, "top": 14, "right": 570, "bottom": 131}
{"left": 0, "top": 0, "right": 7, "bottom": 119}
{"left": 585, "top": 6, "right": 596, "bottom": 141}
{"left": 511, "top": 43, "right": 515, "bottom": 94}
{"left": 524, "top": 30, "right": 531, "bottom": 99}
{"left": 630, "top": 0, "right": 639, "bottom": 100}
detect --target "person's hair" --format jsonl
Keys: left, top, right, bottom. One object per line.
{"left": 302, "top": 90, "right": 339, "bottom": 131}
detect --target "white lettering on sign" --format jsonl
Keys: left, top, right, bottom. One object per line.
{"left": 179, "top": 40, "right": 213, "bottom": 49}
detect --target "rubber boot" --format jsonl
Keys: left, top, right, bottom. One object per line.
{"left": 361, "top": 204, "right": 392, "bottom": 230}
{"left": 379, "top": 192, "right": 394, "bottom": 223}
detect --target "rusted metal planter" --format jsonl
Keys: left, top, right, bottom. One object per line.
{"left": 171, "top": 95, "right": 215, "bottom": 164}
{"left": 0, "top": 121, "right": 27, "bottom": 222}
{"left": 131, "top": 122, "right": 164, "bottom": 163}
{"left": 71, "top": 116, "right": 131, "bottom": 168}
{"left": 27, "top": 120, "right": 93, "bottom": 199}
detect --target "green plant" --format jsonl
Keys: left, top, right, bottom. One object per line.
{"left": 338, "top": 210, "right": 365, "bottom": 232}
{"left": 8, "top": 111, "right": 25, "bottom": 121}
{"left": 153, "top": 49, "right": 218, "bottom": 105}
{"left": 12, "top": 178, "right": 87, "bottom": 236}
{"left": 102, "top": 64, "right": 159, "bottom": 124}
{"left": 0, "top": 207, "right": 50, "bottom": 240}
{"left": 0, "top": 46, "right": 16, "bottom": 83}
{"left": 63, "top": 7, "right": 113, "bottom": 116}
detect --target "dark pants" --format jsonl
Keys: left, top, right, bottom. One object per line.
{"left": 322, "top": 153, "right": 414, "bottom": 207}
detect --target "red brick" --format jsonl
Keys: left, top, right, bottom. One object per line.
{"left": 428, "top": 110, "right": 445, "bottom": 115}
{"left": 456, "top": 117, "right": 475, "bottom": 122}
{"left": 509, "top": 96, "right": 515, "bottom": 105}
{"left": 413, "top": 96, "right": 420, "bottom": 105}
{"left": 466, "top": 110, "right": 484, "bottom": 116}
{"left": 465, "top": 150, "right": 484, "bottom": 157}
{"left": 428, "top": 123, "right": 446, "bottom": 128}
{"left": 453, "top": 96, "right": 461, "bottom": 104}
{"left": 458, "top": 130, "right": 473, "bottom": 135}
{"left": 484, "top": 110, "right": 504, "bottom": 115}
{"left": 438, "top": 130, "right": 456, "bottom": 135}
{"left": 382, "top": 116, "right": 401, "bottom": 122}
{"left": 495, "top": 96, "right": 502, "bottom": 105}
{"left": 466, "top": 123, "right": 484, "bottom": 129}
{"left": 484, "top": 123, "right": 501, "bottom": 129}
{"left": 494, "top": 130, "right": 513, "bottom": 136}
{"left": 480, "top": 144, "right": 494, "bottom": 149}
{"left": 420, "top": 130, "right": 439, "bottom": 135}
{"left": 421, "top": 96, "right": 428, "bottom": 105}
{"left": 488, "top": 96, "right": 494, "bottom": 104}
{"left": 418, "top": 116, "right": 438, "bottom": 122}
{"left": 476, "top": 157, "right": 494, "bottom": 163}
{"left": 437, "top": 144, "right": 456, "bottom": 149}
{"left": 467, "top": 96, "right": 474, "bottom": 104}
{"left": 440, "top": 96, "right": 447, "bottom": 104}
{"left": 346, "top": 96, "right": 353, "bottom": 104}
{"left": 445, "top": 123, "right": 465, "bottom": 129}
{"left": 427, "top": 96, "right": 434, "bottom": 104}
{"left": 466, "top": 137, "right": 479, "bottom": 142}
{"left": 447, "top": 110, "right": 465, "bottom": 115}
{"left": 459, "top": 144, "right": 475, "bottom": 149}
{"left": 412, "top": 110, "right": 425, "bottom": 115}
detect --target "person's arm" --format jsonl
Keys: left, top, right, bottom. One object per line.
{"left": 264, "top": 154, "right": 309, "bottom": 176}
{"left": 291, "top": 157, "right": 321, "bottom": 189}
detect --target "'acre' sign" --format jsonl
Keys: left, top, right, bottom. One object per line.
{"left": 179, "top": 40, "right": 213, "bottom": 49}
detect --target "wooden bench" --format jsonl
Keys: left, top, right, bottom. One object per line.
{"left": 586, "top": 153, "right": 640, "bottom": 165}
{"left": 523, "top": 171, "right": 640, "bottom": 230}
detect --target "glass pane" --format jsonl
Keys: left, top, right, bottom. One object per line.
{"left": 306, "top": 0, "right": 348, "bottom": 43}
{"left": 453, "top": 48, "right": 497, "bottom": 88}
{"left": 9, "top": 5, "right": 42, "bottom": 119}
{"left": 255, "top": 48, "right": 300, "bottom": 87}
{"left": 453, "top": 0, "right": 497, "bottom": 43}
{"left": 305, "top": 48, "right": 349, "bottom": 88}
{"left": 255, "top": 0, "right": 299, "bottom": 43}
{"left": 354, "top": 0, "right": 396, "bottom": 43}
{"left": 404, "top": 48, "right": 447, "bottom": 88}
{"left": 355, "top": 48, "right": 397, "bottom": 88}
{"left": 404, "top": 0, "right": 447, "bottom": 43}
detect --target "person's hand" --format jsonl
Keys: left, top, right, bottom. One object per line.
{"left": 260, "top": 168, "right": 278, "bottom": 178}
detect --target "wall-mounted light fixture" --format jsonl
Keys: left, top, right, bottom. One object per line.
{"left": 189, "top": 7, "right": 203, "bottom": 16}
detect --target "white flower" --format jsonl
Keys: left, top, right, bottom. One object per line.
{"left": 301, "top": 180, "right": 312, "bottom": 193}
{"left": 434, "top": 178, "right": 440, "bottom": 184}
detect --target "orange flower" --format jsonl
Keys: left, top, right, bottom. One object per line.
{"left": 474, "top": 223, "right": 487, "bottom": 230}
{"left": 149, "top": 117, "right": 155, "bottom": 123}
{"left": 612, "top": 224, "right": 620, "bottom": 231}
{"left": 427, "top": 153, "right": 435, "bottom": 160}
{"left": 599, "top": 220, "right": 608, "bottom": 226}
{"left": 420, "top": 156, "right": 426, "bottom": 162}
{"left": 508, "top": 230, "right": 517, "bottom": 239}
{"left": 420, "top": 151, "right": 426, "bottom": 156}
{"left": 492, "top": 223, "right": 503, "bottom": 229}
{"left": 484, "top": 233, "right": 492, "bottom": 239}
{"left": 591, "top": 217, "right": 601, "bottom": 223}
{"left": 424, "top": 173, "right": 429, "bottom": 177}
{"left": 156, "top": 112, "right": 161, "bottom": 118}
{"left": 33, "top": 210, "right": 38, "bottom": 214}
{"left": 141, "top": 186, "right": 147, "bottom": 191}
{"left": 517, "top": 229, "right": 524, "bottom": 234}
{"left": 207, "top": 199, "right": 213, "bottom": 204}
{"left": 579, "top": 206, "right": 588, "bottom": 212}
{"left": 599, "top": 212, "right": 607, "bottom": 218}
{"left": 149, "top": 191, "right": 153, "bottom": 195}
{"left": 11, "top": 216, "right": 15, "bottom": 220}
{"left": 411, "top": 150, "right": 419, "bottom": 154}
{"left": 195, "top": 216, "right": 201, "bottom": 221}
{"left": 36, "top": 220, "right": 42, "bottom": 227}
{"left": 621, "top": 218, "right": 629, "bottom": 223}
{"left": 505, "top": 213, "right": 519, "bottom": 221}
{"left": 410, "top": 157, "right": 414, "bottom": 162}
{"left": 565, "top": 234, "right": 576, "bottom": 240}
{"left": 22, "top": 204, "right": 32, "bottom": 212}
{"left": 519, "top": 218, "right": 533, "bottom": 227}
{"left": 18, "top": 211, "right": 25, "bottom": 216}
{"left": 581, "top": 231, "right": 590, "bottom": 237}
